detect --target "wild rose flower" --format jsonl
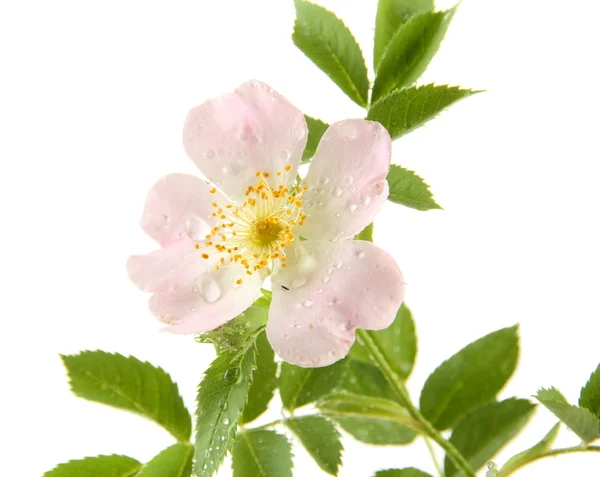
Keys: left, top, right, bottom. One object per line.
{"left": 127, "top": 80, "right": 405, "bottom": 367}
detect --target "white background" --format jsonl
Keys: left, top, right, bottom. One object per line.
{"left": 1, "top": 0, "right": 599, "bottom": 475}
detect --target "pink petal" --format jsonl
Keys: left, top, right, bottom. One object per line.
{"left": 153, "top": 264, "right": 264, "bottom": 334}
{"left": 182, "top": 80, "right": 307, "bottom": 202}
{"left": 140, "top": 173, "right": 218, "bottom": 246}
{"left": 267, "top": 240, "right": 405, "bottom": 367}
{"left": 126, "top": 239, "right": 210, "bottom": 293}
{"left": 298, "top": 119, "right": 391, "bottom": 241}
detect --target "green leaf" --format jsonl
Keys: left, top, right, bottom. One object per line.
{"left": 536, "top": 387, "right": 600, "bottom": 443}
{"left": 196, "top": 306, "right": 267, "bottom": 353}
{"left": 319, "top": 391, "right": 417, "bottom": 445}
{"left": 302, "top": 115, "right": 329, "bottom": 163}
{"left": 444, "top": 399, "right": 535, "bottom": 477}
{"left": 136, "top": 444, "right": 193, "bottom": 477}
{"left": 368, "top": 84, "right": 480, "bottom": 140}
{"left": 580, "top": 364, "right": 600, "bottom": 418}
{"left": 351, "top": 303, "right": 417, "bottom": 379}
{"left": 43, "top": 455, "right": 141, "bottom": 477}
{"left": 286, "top": 416, "right": 343, "bottom": 475}
{"left": 280, "top": 358, "right": 346, "bottom": 410}
{"left": 341, "top": 359, "right": 397, "bottom": 402}
{"left": 354, "top": 222, "right": 374, "bottom": 242}
{"left": 195, "top": 346, "right": 256, "bottom": 477}
{"left": 232, "top": 430, "right": 293, "bottom": 477}
{"left": 385, "top": 165, "right": 441, "bottom": 211}
{"left": 419, "top": 325, "right": 520, "bottom": 431}
{"left": 374, "top": 0, "right": 435, "bottom": 71}
{"left": 372, "top": 7, "right": 457, "bottom": 102}
{"left": 375, "top": 469, "right": 434, "bottom": 477}
{"left": 293, "top": 0, "right": 369, "bottom": 107}
{"left": 61, "top": 351, "right": 191, "bottom": 442}
{"left": 499, "top": 423, "right": 560, "bottom": 476}
{"left": 242, "top": 332, "right": 278, "bottom": 424}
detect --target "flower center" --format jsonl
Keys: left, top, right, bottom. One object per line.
{"left": 195, "top": 166, "right": 307, "bottom": 283}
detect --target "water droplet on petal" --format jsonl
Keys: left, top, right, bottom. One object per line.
{"left": 303, "top": 299, "right": 313, "bottom": 307}
{"left": 279, "top": 150, "right": 291, "bottom": 161}
{"left": 205, "top": 149, "right": 216, "bottom": 159}
{"left": 361, "top": 194, "right": 372, "bottom": 205}
{"left": 341, "top": 122, "right": 357, "bottom": 141}
{"left": 319, "top": 177, "right": 330, "bottom": 185}
{"left": 356, "top": 250, "right": 365, "bottom": 259}
{"left": 345, "top": 175, "right": 354, "bottom": 185}
{"left": 292, "top": 277, "right": 307, "bottom": 288}
{"left": 315, "top": 187, "right": 324, "bottom": 195}
{"left": 223, "top": 162, "right": 241, "bottom": 175}
{"left": 317, "top": 289, "right": 324, "bottom": 294}
{"left": 332, "top": 261, "right": 342, "bottom": 269}
{"left": 345, "top": 202, "right": 358, "bottom": 213}
{"left": 339, "top": 321, "right": 353, "bottom": 332}
{"left": 323, "top": 276, "right": 331, "bottom": 283}
{"left": 250, "top": 135, "right": 261, "bottom": 144}
{"left": 332, "top": 186, "right": 343, "bottom": 197}
{"left": 197, "top": 276, "right": 221, "bottom": 303}
{"left": 185, "top": 216, "right": 211, "bottom": 241}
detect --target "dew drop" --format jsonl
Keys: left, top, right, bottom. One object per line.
{"left": 340, "top": 321, "right": 353, "bottom": 331}
{"left": 317, "top": 288, "right": 324, "bottom": 294}
{"left": 292, "top": 277, "right": 307, "bottom": 288}
{"left": 196, "top": 276, "right": 221, "bottom": 303}
{"left": 223, "top": 367, "right": 240, "bottom": 384}
{"left": 205, "top": 149, "right": 216, "bottom": 159}
{"left": 332, "top": 186, "right": 343, "bottom": 197}
{"left": 323, "top": 276, "right": 331, "bottom": 283}
{"left": 332, "top": 261, "right": 342, "bottom": 269}
{"left": 249, "top": 135, "right": 261, "bottom": 144}
{"left": 318, "top": 176, "right": 330, "bottom": 185}
{"left": 341, "top": 122, "right": 357, "bottom": 141}
{"left": 185, "top": 216, "right": 211, "bottom": 241}
{"left": 356, "top": 250, "right": 365, "bottom": 259}
{"left": 279, "top": 149, "right": 291, "bottom": 161}
{"left": 303, "top": 299, "right": 313, "bottom": 307}
{"left": 361, "top": 194, "right": 372, "bottom": 205}
{"left": 223, "top": 162, "right": 241, "bottom": 175}
{"left": 345, "top": 175, "right": 355, "bottom": 185}
{"left": 315, "top": 187, "right": 324, "bottom": 195}
{"left": 345, "top": 202, "right": 358, "bottom": 213}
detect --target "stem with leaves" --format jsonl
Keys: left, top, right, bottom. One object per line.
{"left": 498, "top": 445, "right": 600, "bottom": 476}
{"left": 356, "top": 328, "right": 477, "bottom": 477}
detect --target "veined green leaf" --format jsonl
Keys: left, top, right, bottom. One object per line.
{"left": 341, "top": 359, "right": 397, "bottom": 402}
{"left": 499, "top": 423, "right": 560, "bottom": 476}
{"left": 445, "top": 399, "right": 535, "bottom": 477}
{"left": 579, "top": 364, "right": 600, "bottom": 418}
{"left": 286, "top": 416, "right": 343, "bottom": 475}
{"left": 372, "top": 7, "right": 457, "bottom": 102}
{"left": 374, "top": 0, "right": 435, "bottom": 71}
{"left": 136, "top": 444, "right": 193, "bottom": 477}
{"left": 195, "top": 346, "right": 256, "bottom": 477}
{"left": 368, "top": 84, "right": 480, "bottom": 140}
{"left": 419, "top": 325, "right": 520, "bottom": 430}
{"left": 386, "top": 165, "right": 441, "bottom": 211}
{"left": 280, "top": 358, "right": 346, "bottom": 410}
{"left": 293, "top": 0, "right": 369, "bottom": 107}
{"left": 319, "top": 391, "right": 417, "bottom": 445}
{"left": 242, "top": 332, "right": 278, "bottom": 424}
{"left": 354, "top": 222, "right": 374, "bottom": 242}
{"left": 43, "top": 455, "right": 141, "bottom": 477}
{"left": 375, "top": 468, "right": 434, "bottom": 477}
{"left": 536, "top": 387, "right": 600, "bottom": 443}
{"left": 352, "top": 303, "right": 417, "bottom": 379}
{"left": 302, "top": 115, "right": 329, "bottom": 163}
{"left": 196, "top": 306, "right": 267, "bottom": 353}
{"left": 61, "top": 351, "right": 191, "bottom": 442}
{"left": 232, "top": 430, "right": 293, "bottom": 477}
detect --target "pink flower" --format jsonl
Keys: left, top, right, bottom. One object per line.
{"left": 127, "top": 80, "right": 405, "bottom": 367}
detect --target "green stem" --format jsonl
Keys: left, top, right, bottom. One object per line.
{"left": 424, "top": 436, "right": 445, "bottom": 477}
{"left": 356, "top": 329, "right": 475, "bottom": 477}
{"left": 499, "top": 445, "right": 600, "bottom": 476}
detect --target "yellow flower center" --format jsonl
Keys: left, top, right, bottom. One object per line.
{"left": 195, "top": 166, "right": 307, "bottom": 282}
